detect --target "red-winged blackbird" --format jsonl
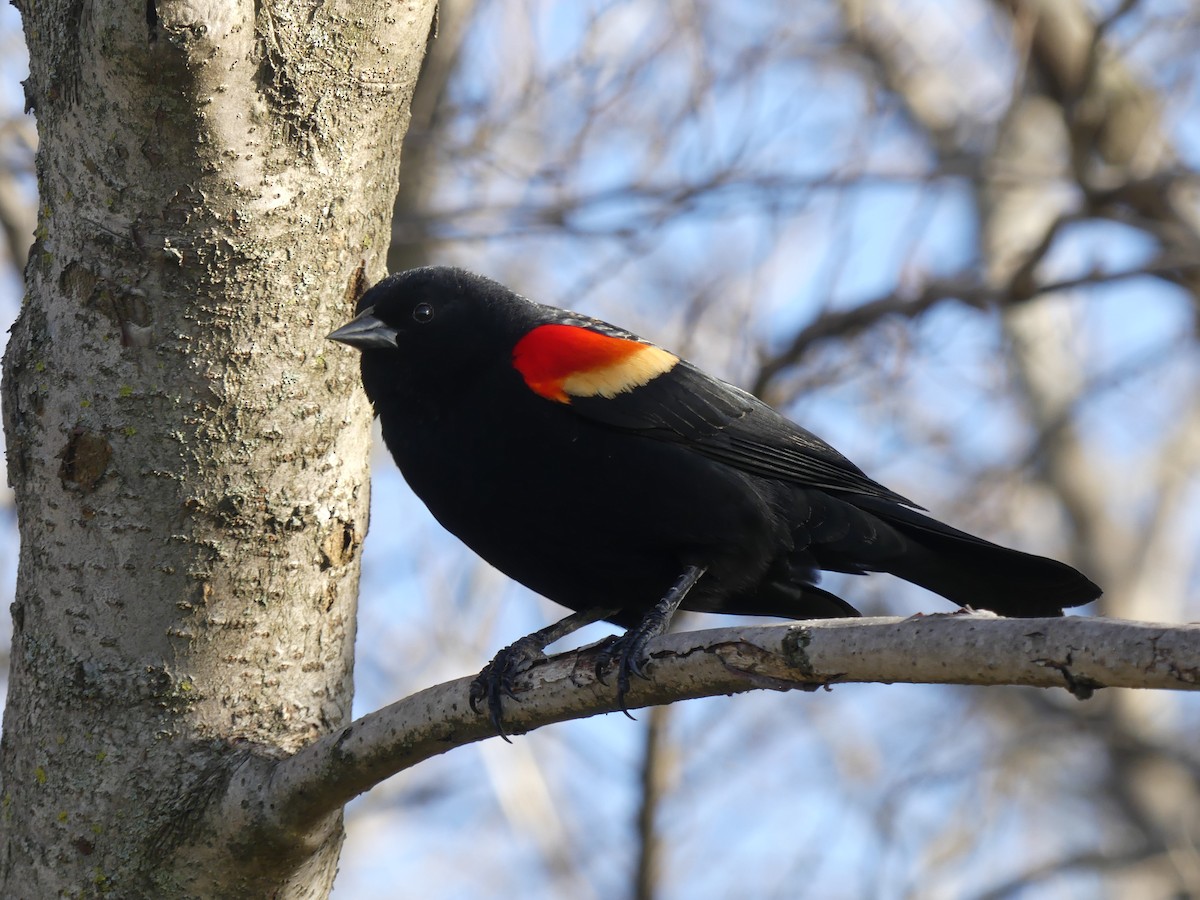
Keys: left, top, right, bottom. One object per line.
{"left": 329, "top": 266, "right": 1100, "bottom": 735}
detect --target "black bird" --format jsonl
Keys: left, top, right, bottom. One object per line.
{"left": 329, "top": 266, "right": 1099, "bottom": 734}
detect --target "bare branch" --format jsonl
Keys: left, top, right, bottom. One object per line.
{"left": 751, "top": 259, "right": 1200, "bottom": 397}
{"left": 972, "top": 845, "right": 1159, "bottom": 900}
{"left": 752, "top": 275, "right": 982, "bottom": 395}
{"left": 233, "top": 613, "right": 1199, "bottom": 842}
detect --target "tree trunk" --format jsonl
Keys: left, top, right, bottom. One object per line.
{"left": 0, "top": 0, "right": 435, "bottom": 894}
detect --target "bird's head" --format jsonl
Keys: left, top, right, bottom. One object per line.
{"left": 328, "top": 266, "right": 541, "bottom": 402}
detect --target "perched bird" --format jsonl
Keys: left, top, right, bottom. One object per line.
{"left": 329, "top": 266, "right": 1100, "bottom": 735}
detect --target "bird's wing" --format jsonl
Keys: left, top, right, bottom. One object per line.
{"left": 511, "top": 321, "right": 917, "bottom": 506}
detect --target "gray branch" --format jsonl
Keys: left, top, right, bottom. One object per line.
{"left": 234, "top": 612, "right": 1199, "bottom": 841}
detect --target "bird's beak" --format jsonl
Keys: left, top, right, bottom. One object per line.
{"left": 327, "top": 306, "right": 399, "bottom": 349}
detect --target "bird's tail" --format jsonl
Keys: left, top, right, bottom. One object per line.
{"left": 852, "top": 496, "right": 1101, "bottom": 616}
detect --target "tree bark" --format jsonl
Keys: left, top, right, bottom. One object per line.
{"left": 0, "top": 0, "right": 435, "bottom": 895}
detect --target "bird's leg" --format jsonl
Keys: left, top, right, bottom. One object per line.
{"left": 597, "top": 564, "right": 707, "bottom": 717}
{"left": 470, "top": 607, "right": 617, "bottom": 740}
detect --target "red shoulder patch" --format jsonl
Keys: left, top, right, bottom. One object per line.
{"left": 513, "top": 324, "right": 678, "bottom": 403}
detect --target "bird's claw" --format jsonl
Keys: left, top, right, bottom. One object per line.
{"left": 591, "top": 634, "right": 621, "bottom": 686}
{"left": 469, "top": 637, "right": 548, "bottom": 741}
{"left": 593, "top": 626, "right": 658, "bottom": 720}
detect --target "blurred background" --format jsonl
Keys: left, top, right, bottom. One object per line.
{"left": 3, "top": 1, "right": 1200, "bottom": 897}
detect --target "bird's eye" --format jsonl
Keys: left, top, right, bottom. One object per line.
{"left": 413, "top": 302, "right": 435, "bottom": 324}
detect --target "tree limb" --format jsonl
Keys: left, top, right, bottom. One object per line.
{"left": 751, "top": 259, "right": 1200, "bottom": 397}
{"left": 240, "top": 613, "right": 1199, "bottom": 841}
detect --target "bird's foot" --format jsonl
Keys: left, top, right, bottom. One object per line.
{"left": 469, "top": 636, "right": 548, "bottom": 741}
{"left": 595, "top": 565, "right": 707, "bottom": 718}
{"left": 594, "top": 608, "right": 672, "bottom": 719}
{"left": 470, "top": 608, "right": 620, "bottom": 740}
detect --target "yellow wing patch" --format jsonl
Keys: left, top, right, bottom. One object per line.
{"left": 560, "top": 344, "right": 679, "bottom": 400}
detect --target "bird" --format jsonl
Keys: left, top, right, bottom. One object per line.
{"left": 328, "top": 266, "right": 1100, "bottom": 736}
